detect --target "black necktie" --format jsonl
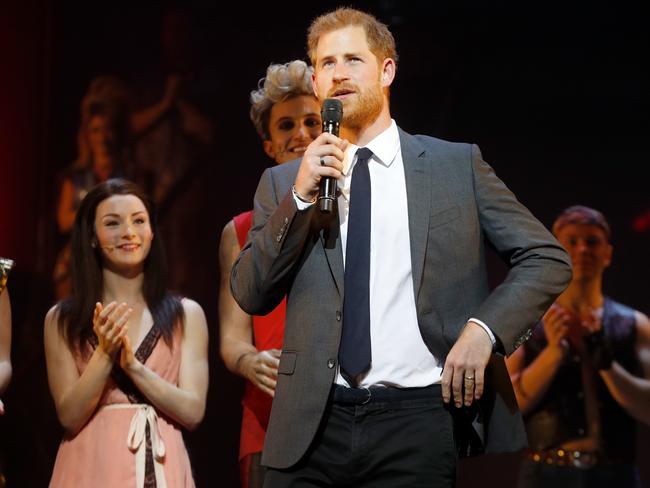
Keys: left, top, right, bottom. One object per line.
{"left": 339, "top": 147, "right": 373, "bottom": 381}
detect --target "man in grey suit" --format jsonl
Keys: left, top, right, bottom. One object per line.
{"left": 231, "top": 7, "right": 572, "bottom": 487}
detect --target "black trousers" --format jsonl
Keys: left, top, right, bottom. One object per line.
{"left": 264, "top": 384, "right": 457, "bottom": 487}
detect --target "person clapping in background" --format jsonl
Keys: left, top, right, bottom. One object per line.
{"left": 46, "top": 179, "right": 208, "bottom": 487}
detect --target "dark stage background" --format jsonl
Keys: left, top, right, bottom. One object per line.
{"left": 1, "top": 1, "right": 648, "bottom": 486}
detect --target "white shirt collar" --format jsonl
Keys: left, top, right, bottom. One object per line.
{"left": 341, "top": 119, "right": 400, "bottom": 176}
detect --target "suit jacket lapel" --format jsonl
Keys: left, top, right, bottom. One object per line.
{"left": 400, "top": 129, "right": 431, "bottom": 301}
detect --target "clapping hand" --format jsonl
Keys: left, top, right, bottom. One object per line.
{"left": 120, "top": 335, "right": 141, "bottom": 374}
{"left": 93, "top": 302, "right": 131, "bottom": 357}
{"left": 542, "top": 304, "right": 570, "bottom": 354}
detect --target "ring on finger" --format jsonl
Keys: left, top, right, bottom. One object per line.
{"left": 320, "top": 156, "right": 326, "bottom": 166}
{"left": 464, "top": 375, "right": 475, "bottom": 382}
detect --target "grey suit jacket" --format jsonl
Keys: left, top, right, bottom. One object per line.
{"left": 231, "top": 128, "right": 572, "bottom": 469}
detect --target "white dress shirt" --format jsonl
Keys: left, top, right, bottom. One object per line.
{"left": 335, "top": 120, "right": 441, "bottom": 387}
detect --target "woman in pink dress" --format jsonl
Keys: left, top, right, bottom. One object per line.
{"left": 44, "top": 178, "right": 208, "bottom": 487}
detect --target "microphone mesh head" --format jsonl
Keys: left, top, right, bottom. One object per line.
{"left": 321, "top": 98, "right": 343, "bottom": 124}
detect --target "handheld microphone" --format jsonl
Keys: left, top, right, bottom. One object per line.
{"left": 319, "top": 98, "right": 343, "bottom": 213}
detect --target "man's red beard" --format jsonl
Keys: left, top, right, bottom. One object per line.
{"left": 328, "top": 79, "right": 384, "bottom": 130}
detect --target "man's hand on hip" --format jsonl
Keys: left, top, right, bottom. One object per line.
{"left": 441, "top": 321, "right": 493, "bottom": 408}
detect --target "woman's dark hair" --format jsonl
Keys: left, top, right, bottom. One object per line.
{"left": 57, "top": 178, "right": 183, "bottom": 349}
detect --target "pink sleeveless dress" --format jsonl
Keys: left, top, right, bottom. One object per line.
{"left": 49, "top": 324, "right": 195, "bottom": 487}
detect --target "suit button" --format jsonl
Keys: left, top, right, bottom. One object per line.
{"left": 336, "top": 311, "right": 342, "bottom": 321}
{"left": 327, "top": 359, "right": 336, "bottom": 369}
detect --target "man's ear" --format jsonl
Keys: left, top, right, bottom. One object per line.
{"left": 311, "top": 70, "right": 320, "bottom": 100}
{"left": 603, "top": 243, "right": 613, "bottom": 268}
{"left": 380, "top": 58, "right": 396, "bottom": 88}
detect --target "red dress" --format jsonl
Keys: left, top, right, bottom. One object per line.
{"left": 232, "top": 211, "right": 286, "bottom": 460}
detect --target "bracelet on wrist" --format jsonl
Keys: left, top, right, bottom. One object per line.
{"left": 292, "top": 185, "right": 317, "bottom": 204}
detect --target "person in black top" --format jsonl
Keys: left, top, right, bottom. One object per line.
{"left": 507, "top": 205, "right": 650, "bottom": 487}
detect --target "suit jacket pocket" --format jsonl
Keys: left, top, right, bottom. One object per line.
{"left": 429, "top": 205, "right": 460, "bottom": 230}
{"left": 278, "top": 351, "right": 297, "bottom": 375}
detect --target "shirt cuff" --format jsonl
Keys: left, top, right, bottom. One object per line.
{"left": 468, "top": 317, "right": 496, "bottom": 349}
{"left": 292, "top": 185, "right": 316, "bottom": 210}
